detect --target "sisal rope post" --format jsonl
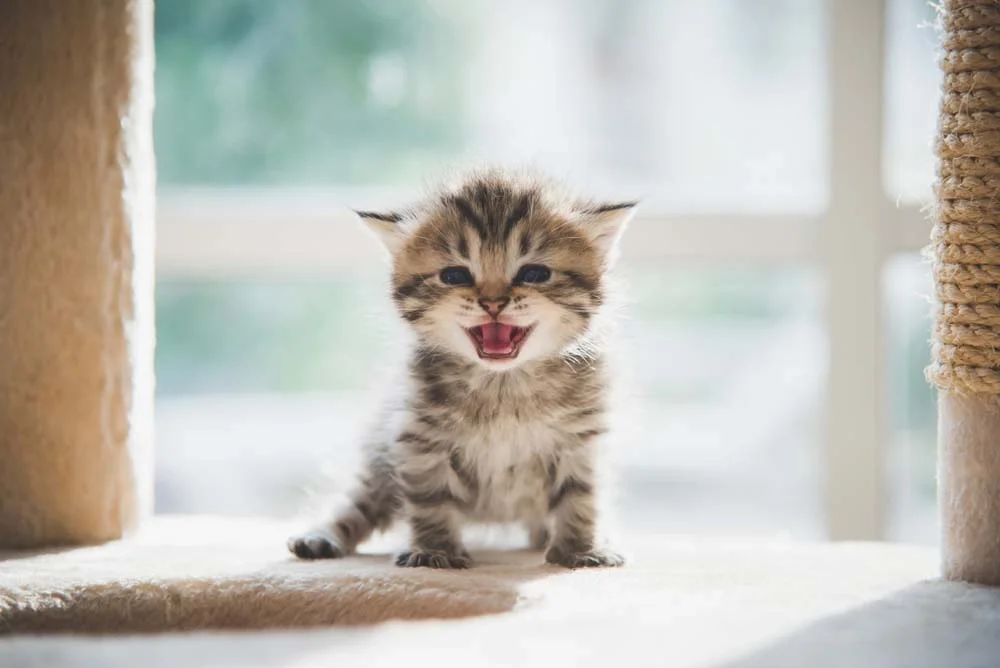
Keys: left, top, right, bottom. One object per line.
{"left": 0, "top": 0, "right": 155, "bottom": 548}
{"left": 929, "top": 0, "right": 1000, "bottom": 585}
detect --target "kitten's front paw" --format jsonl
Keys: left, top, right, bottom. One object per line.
{"left": 287, "top": 530, "right": 345, "bottom": 560}
{"left": 395, "top": 548, "right": 472, "bottom": 569}
{"left": 545, "top": 546, "right": 624, "bottom": 569}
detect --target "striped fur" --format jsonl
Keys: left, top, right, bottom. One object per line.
{"left": 289, "top": 168, "right": 634, "bottom": 569}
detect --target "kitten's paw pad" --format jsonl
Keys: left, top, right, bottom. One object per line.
{"left": 395, "top": 548, "right": 472, "bottom": 569}
{"left": 545, "top": 547, "right": 624, "bottom": 569}
{"left": 287, "top": 531, "right": 345, "bottom": 560}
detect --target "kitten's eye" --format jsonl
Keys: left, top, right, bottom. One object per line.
{"left": 439, "top": 266, "right": 474, "bottom": 286}
{"left": 514, "top": 264, "right": 552, "bottom": 285}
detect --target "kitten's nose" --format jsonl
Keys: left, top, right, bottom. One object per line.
{"left": 478, "top": 297, "right": 509, "bottom": 317}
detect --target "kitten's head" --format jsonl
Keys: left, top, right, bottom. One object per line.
{"left": 357, "top": 169, "right": 635, "bottom": 371}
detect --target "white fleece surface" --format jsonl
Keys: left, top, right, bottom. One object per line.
{"left": 2, "top": 516, "right": 999, "bottom": 668}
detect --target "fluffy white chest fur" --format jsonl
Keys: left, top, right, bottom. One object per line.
{"left": 450, "top": 416, "right": 563, "bottom": 523}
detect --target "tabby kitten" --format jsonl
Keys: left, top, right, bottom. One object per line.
{"left": 288, "top": 168, "right": 634, "bottom": 569}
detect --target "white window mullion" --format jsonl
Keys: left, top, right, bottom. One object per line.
{"left": 823, "top": 0, "right": 890, "bottom": 541}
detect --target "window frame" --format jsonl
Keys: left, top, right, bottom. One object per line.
{"left": 155, "top": 0, "right": 929, "bottom": 541}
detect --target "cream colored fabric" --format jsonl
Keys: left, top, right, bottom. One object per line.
{"left": 939, "top": 393, "right": 1000, "bottom": 584}
{"left": 0, "top": 517, "right": 525, "bottom": 631}
{"left": 5, "top": 517, "right": 997, "bottom": 668}
{"left": 0, "top": 0, "right": 155, "bottom": 548}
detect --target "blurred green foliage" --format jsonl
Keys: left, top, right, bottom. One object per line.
{"left": 155, "top": 0, "right": 466, "bottom": 185}
{"left": 155, "top": 278, "right": 397, "bottom": 394}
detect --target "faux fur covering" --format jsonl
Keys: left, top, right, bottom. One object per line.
{"left": 939, "top": 392, "right": 1000, "bottom": 585}
{"left": 0, "top": 0, "right": 155, "bottom": 548}
{"left": 4, "top": 517, "right": 999, "bottom": 668}
{"left": 0, "top": 517, "right": 529, "bottom": 632}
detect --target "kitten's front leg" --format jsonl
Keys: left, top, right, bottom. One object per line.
{"left": 527, "top": 521, "right": 550, "bottom": 551}
{"left": 545, "top": 457, "right": 623, "bottom": 569}
{"left": 396, "top": 507, "right": 471, "bottom": 569}
{"left": 395, "top": 451, "right": 471, "bottom": 569}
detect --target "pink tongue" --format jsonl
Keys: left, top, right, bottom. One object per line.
{"left": 481, "top": 323, "right": 516, "bottom": 353}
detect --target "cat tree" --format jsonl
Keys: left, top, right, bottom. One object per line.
{"left": 3, "top": 2, "right": 1000, "bottom": 666}
{"left": 928, "top": 0, "right": 1000, "bottom": 586}
{"left": 3, "top": 2, "right": 1000, "bottom": 660}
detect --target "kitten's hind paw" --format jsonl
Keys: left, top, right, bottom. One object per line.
{"left": 545, "top": 546, "right": 624, "bottom": 569}
{"left": 287, "top": 530, "right": 346, "bottom": 560}
{"left": 395, "top": 548, "right": 472, "bottom": 569}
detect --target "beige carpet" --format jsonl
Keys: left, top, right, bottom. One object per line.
{"left": 0, "top": 516, "right": 530, "bottom": 632}
{"left": 2, "top": 516, "right": 999, "bottom": 668}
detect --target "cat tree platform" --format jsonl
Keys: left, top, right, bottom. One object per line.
{"left": 3, "top": 1, "right": 1000, "bottom": 666}
{"left": 6, "top": 515, "right": 1000, "bottom": 668}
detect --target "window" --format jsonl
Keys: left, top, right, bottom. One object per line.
{"left": 155, "top": 0, "right": 937, "bottom": 543}
{"left": 884, "top": 0, "right": 940, "bottom": 204}
{"left": 883, "top": 0, "right": 940, "bottom": 544}
{"left": 156, "top": 0, "right": 825, "bottom": 208}
{"left": 885, "top": 256, "right": 936, "bottom": 544}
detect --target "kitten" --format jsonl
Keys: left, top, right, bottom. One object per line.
{"left": 288, "top": 168, "right": 634, "bottom": 569}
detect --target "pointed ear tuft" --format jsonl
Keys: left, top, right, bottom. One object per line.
{"left": 571, "top": 201, "right": 637, "bottom": 259}
{"left": 354, "top": 210, "right": 403, "bottom": 223}
{"left": 354, "top": 209, "right": 408, "bottom": 254}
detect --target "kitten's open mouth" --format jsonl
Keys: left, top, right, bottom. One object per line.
{"left": 466, "top": 323, "right": 533, "bottom": 360}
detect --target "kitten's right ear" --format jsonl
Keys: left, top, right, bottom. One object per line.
{"left": 354, "top": 209, "right": 408, "bottom": 254}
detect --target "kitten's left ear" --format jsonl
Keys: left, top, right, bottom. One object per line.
{"left": 570, "top": 201, "right": 638, "bottom": 257}
{"left": 354, "top": 209, "right": 409, "bottom": 254}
